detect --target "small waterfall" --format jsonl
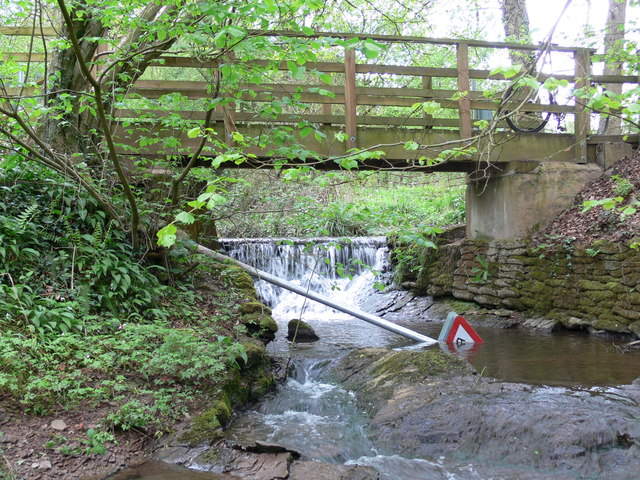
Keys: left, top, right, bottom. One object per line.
{"left": 220, "top": 237, "right": 389, "bottom": 321}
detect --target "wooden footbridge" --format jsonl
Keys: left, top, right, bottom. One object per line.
{"left": 2, "top": 28, "right": 638, "bottom": 172}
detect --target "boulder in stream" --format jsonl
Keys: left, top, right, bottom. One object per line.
{"left": 287, "top": 319, "right": 319, "bottom": 342}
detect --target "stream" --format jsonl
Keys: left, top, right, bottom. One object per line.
{"left": 110, "top": 237, "right": 640, "bottom": 480}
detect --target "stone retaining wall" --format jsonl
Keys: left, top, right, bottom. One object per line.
{"left": 413, "top": 238, "right": 640, "bottom": 338}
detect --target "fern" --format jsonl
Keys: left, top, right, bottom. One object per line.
{"left": 92, "top": 222, "right": 104, "bottom": 246}
{"left": 101, "top": 220, "right": 116, "bottom": 249}
{"left": 47, "top": 191, "right": 63, "bottom": 217}
{"left": 64, "top": 218, "right": 82, "bottom": 246}
{"left": 16, "top": 203, "right": 39, "bottom": 230}
{"left": 6, "top": 203, "right": 39, "bottom": 233}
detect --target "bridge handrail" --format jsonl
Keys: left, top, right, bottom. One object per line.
{"left": 2, "top": 26, "right": 637, "bottom": 165}
{"left": 0, "top": 25, "right": 596, "bottom": 53}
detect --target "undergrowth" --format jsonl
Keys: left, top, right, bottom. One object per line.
{"left": 216, "top": 170, "right": 465, "bottom": 238}
{"left": 0, "top": 164, "right": 247, "bottom": 435}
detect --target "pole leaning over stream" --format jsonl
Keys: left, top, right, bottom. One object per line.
{"left": 196, "top": 245, "right": 438, "bottom": 345}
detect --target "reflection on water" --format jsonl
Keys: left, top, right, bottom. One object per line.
{"left": 266, "top": 317, "right": 640, "bottom": 387}
{"left": 391, "top": 323, "right": 640, "bottom": 387}
{"left": 105, "top": 461, "right": 233, "bottom": 479}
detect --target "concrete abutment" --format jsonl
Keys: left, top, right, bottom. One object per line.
{"left": 466, "top": 162, "right": 603, "bottom": 241}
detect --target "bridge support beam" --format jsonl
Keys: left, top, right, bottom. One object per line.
{"left": 466, "top": 162, "right": 603, "bottom": 241}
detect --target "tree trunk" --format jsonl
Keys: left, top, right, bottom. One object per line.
{"left": 602, "top": 0, "right": 627, "bottom": 135}
{"left": 500, "top": 0, "right": 532, "bottom": 65}
{"left": 42, "top": 9, "right": 105, "bottom": 155}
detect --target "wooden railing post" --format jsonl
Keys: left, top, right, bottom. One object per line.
{"left": 221, "top": 103, "right": 236, "bottom": 147}
{"left": 574, "top": 48, "right": 591, "bottom": 164}
{"left": 344, "top": 48, "right": 357, "bottom": 150}
{"left": 456, "top": 42, "right": 472, "bottom": 140}
{"left": 321, "top": 89, "right": 332, "bottom": 127}
{"left": 422, "top": 75, "right": 433, "bottom": 129}
{"left": 220, "top": 53, "right": 237, "bottom": 147}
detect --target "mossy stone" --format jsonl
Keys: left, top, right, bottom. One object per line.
{"left": 239, "top": 301, "right": 272, "bottom": 315}
{"left": 629, "top": 321, "right": 640, "bottom": 338}
{"left": 287, "top": 319, "right": 319, "bottom": 342}
{"left": 221, "top": 266, "right": 256, "bottom": 296}
{"left": 333, "top": 348, "right": 473, "bottom": 414}
{"left": 180, "top": 397, "right": 231, "bottom": 446}
{"left": 240, "top": 338, "right": 270, "bottom": 369}
{"left": 593, "top": 315, "right": 630, "bottom": 332}
{"left": 369, "top": 349, "right": 469, "bottom": 382}
{"left": 242, "top": 313, "right": 278, "bottom": 341}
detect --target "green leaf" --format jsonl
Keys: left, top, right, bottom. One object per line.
{"left": 361, "top": 39, "right": 385, "bottom": 59}
{"left": 490, "top": 64, "right": 522, "bottom": 79}
{"left": 339, "top": 157, "right": 358, "bottom": 170}
{"left": 187, "top": 127, "right": 200, "bottom": 138}
{"left": 621, "top": 206, "right": 637, "bottom": 216}
{"left": 404, "top": 140, "right": 419, "bottom": 151}
{"left": 335, "top": 132, "right": 348, "bottom": 142}
{"left": 319, "top": 73, "right": 333, "bottom": 84}
{"left": 226, "top": 26, "right": 247, "bottom": 38}
{"left": 157, "top": 224, "right": 177, "bottom": 247}
{"left": 176, "top": 211, "right": 195, "bottom": 224}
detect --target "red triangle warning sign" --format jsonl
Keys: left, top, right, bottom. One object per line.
{"left": 438, "top": 312, "right": 484, "bottom": 344}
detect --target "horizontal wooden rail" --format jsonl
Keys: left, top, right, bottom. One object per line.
{"left": 0, "top": 25, "right": 594, "bottom": 53}
{"left": 0, "top": 26, "right": 56, "bottom": 36}
{"left": 114, "top": 109, "right": 461, "bottom": 128}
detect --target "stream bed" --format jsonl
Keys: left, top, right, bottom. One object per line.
{"left": 110, "top": 238, "right": 640, "bottom": 479}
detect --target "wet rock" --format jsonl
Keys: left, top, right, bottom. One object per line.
{"left": 330, "top": 347, "right": 640, "bottom": 478}
{"left": 383, "top": 291, "right": 415, "bottom": 313}
{"left": 562, "top": 316, "right": 592, "bottom": 329}
{"left": 107, "top": 461, "right": 233, "bottom": 479}
{"left": 473, "top": 315, "right": 519, "bottom": 329}
{"left": 289, "top": 460, "right": 380, "bottom": 479}
{"left": 222, "top": 451, "right": 291, "bottom": 479}
{"left": 242, "top": 313, "right": 278, "bottom": 342}
{"left": 522, "top": 316, "right": 560, "bottom": 331}
{"left": 329, "top": 348, "right": 473, "bottom": 414}
{"left": 230, "top": 440, "right": 301, "bottom": 458}
{"left": 490, "top": 308, "right": 515, "bottom": 317}
{"left": 628, "top": 320, "right": 640, "bottom": 338}
{"left": 287, "top": 319, "right": 319, "bottom": 342}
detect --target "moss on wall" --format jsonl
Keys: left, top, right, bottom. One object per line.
{"left": 394, "top": 232, "right": 640, "bottom": 338}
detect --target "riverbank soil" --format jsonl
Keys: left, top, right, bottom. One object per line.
{"left": 536, "top": 152, "right": 640, "bottom": 244}
{"left": 0, "top": 260, "right": 276, "bottom": 480}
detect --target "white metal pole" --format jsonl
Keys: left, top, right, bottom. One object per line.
{"left": 196, "top": 245, "right": 438, "bottom": 345}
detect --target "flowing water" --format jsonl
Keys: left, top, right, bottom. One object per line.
{"left": 112, "top": 237, "right": 640, "bottom": 479}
